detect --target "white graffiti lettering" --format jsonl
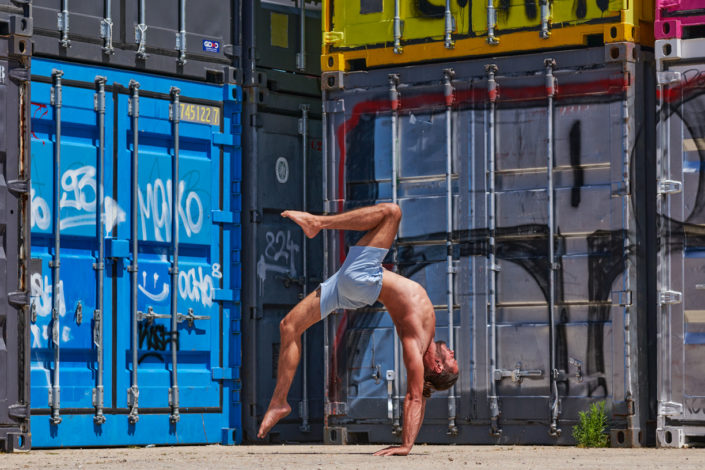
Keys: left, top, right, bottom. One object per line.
{"left": 138, "top": 264, "right": 219, "bottom": 307}
{"left": 31, "top": 188, "right": 51, "bottom": 230}
{"left": 257, "top": 230, "right": 300, "bottom": 293}
{"left": 30, "top": 273, "right": 66, "bottom": 318}
{"left": 179, "top": 266, "right": 215, "bottom": 307}
{"left": 138, "top": 178, "right": 204, "bottom": 242}
{"left": 30, "top": 164, "right": 126, "bottom": 235}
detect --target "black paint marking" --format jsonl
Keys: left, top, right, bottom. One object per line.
{"left": 416, "top": 0, "right": 444, "bottom": 18}
{"left": 575, "top": 0, "right": 587, "bottom": 19}
{"left": 570, "top": 121, "right": 584, "bottom": 208}
{"left": 498, "top": 0, "right": 511, "bottom": 21}
{"left": 596, "top": 0, "right": 609, "bottom": 13}
{"left": 138, "top": 322, "right": 179, "bottom": 363}
{"left": 525, "top": 0, "right": 538, "bottom": 20}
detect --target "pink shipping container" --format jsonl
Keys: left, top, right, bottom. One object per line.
{"left": 655, "top": 0, "right": 705, "bottom": 39}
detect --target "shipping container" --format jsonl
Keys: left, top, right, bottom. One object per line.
{"left": 320, "top": 43, "right": 657, "bottom": 445}
{"left": 655, "top": 37, "right": 705, "bottom": 448}
{"left": 321, "top": 0, "right": 654, "bottom": 72}
{"left": 655, "top": 0, "right": 705, "bottom": 40}
{"left": 255, "top": 0, "right": 321, "bottom": 76}
{"left": 240, "top": 68, "right": 325, "bottom": 443}
{"left": 0, "top": 0, "right": 32, "bottom": 453}
{"left": 31, "top": 0, "right": 241, "bottom": 83}
{"left": 28, "top": 57, "right": 242, "bottom": 447}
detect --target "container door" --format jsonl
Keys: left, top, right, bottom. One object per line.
{"left": 113, "top": 88, "right": 223, "bottom": 412}
{"left": 30, "top": 77, "right": 116, "bottom": 413}
{"left": 657, "top": 61, "right": 705, "bottom": 445}
{"left": 29, "top": 58, "right": 241, "bottom": 447}
{"left": 249, "top": 71, "right": 323, "bottom": 441}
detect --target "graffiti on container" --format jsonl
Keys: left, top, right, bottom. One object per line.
{"left": 29, "top": 272, "right": 71, "bottom": 347}
{"left": 30, "top": 165, "right": 126, "bottom": 235}
{"left": 138, "top": 322, "right": 178, "bottom": 363}
{"left": 685, "top": 398, "right": 705, "bottom": 416}
{"left": 138, "top": 263, "right": 221, "bottom": 307}
{"left": 256, "top": 230, "right": 300, "bottom": 294}
{"left": 137, "top": 177, "right": 204, "bottom": 242}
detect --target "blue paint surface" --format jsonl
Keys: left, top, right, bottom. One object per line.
{"left": 29, "top": 58, "right": 242, "bottom": 447}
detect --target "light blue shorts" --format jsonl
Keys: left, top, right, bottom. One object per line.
{"left": 319, "top": 245, "right": 388, "bottom": 319}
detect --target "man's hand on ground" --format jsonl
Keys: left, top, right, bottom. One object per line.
{"left": 373, "top": 445, "right": 411, "bottom": 456}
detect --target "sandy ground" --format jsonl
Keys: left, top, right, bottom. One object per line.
{"left": 2, "top": 445, "right": 704, "bottom": 470}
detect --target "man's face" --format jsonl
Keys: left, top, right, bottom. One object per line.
{"left": 437, "top": 342, "right": 458, "bottom": 375}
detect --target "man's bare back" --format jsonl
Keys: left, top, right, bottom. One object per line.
{"left": 257, "top": 204, "right": 459, "bottom": 456}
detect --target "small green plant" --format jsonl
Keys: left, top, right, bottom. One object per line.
{"left": 572, "top": 401, "right": 609, "bottom": 448}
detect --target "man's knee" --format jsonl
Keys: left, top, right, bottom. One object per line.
{"left": 379, "top": 203, "right": 402, "bottom": 223}
{"left": 279, "top": 315, "right": 301, "bottom": 340}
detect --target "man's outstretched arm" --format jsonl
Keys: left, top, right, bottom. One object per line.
{"left": 374, "top": 342, "right": 426, "bottom": 456}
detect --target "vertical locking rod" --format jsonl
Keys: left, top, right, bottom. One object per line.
{"left": 176, "top": 0, "right": 186, "bottom": 65}
{"left": 485, "top": 64, "right": 501, "bottom": 436}
{"left": 443, "top": 69, "right": 458, "bottom": 436}
{"left": 93, "top": 76, "right": 107, "bottom": 425}
{"left": 136, "top": 0, "right": 148, "bottom": 59}
{"left": 540, "top": 0, "right": 551, "bottom": 39}
{"left": 444, "top": 0, "right": 454, "bottom": 48}
{"left": 545, "top": 58, "right": 561, "bottom": 437}
{"left": 50, "top": 69, "right": 64, "bottom": 425}
{"left": 296, "top": 0, "right": 306, "bottom": 71}
{"left": 487, "top": 0, "right": 499, "bottom": 45}
{"left": 169, "top": 87, "right": 181, "bottom": 424}
{"left": 101, "top": 0, "right": 114, "bottom": 54}
{"left": 58, "top": 0, "right": 71, "bottom": 48}
{"left": 128, "top": 80, "right": 141, "bottom": 424}
{"left": 389, "top": 74, "right": 402, "bottom": 435}
{"left": 299, "top": 104, "right": 311, "bottom": 432}
{"left": 393, "top": 0, "right": 402, "bottom": 54}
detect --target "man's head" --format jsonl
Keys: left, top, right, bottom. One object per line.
{"left": 422, "top": 340, "right": 459, "bottom": 398}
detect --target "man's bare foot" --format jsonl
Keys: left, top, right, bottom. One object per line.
{"left": 257, "top": 403, "right": 291, "bottom": 439}
{"left": 281, "top": 210, "right": 321, "bottom": 239}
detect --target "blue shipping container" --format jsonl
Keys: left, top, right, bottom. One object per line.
{"left": 29, "top": 58, "right": 242, "bottom": 447}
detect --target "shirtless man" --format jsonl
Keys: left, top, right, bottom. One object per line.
{"left": 256, "top": 203, "right": 459, "bottom": 456}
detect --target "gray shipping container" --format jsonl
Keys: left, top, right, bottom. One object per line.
{"left": 656, "top": 37, "right": 705, "bottom": 448}
{"left": 320, "top": 43, "right": 657, "bottom": 446}
{"left": 0, "top": 0, "right": 32, "bottom": 453}
{"left": 31, "top": 0, "right": 240, "bottom": 83}
{"left": 241, "top": 68, "right": 324, "bottom": 443}
{"left": 255, "top": 0, "right": 321, "bottom": 76}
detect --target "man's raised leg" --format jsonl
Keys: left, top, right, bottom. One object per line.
{"left": 282, "top": 203, "right": 401, "bottom": 250}
{"left": 257, "top": 289, "right": 322, "bottom": 439}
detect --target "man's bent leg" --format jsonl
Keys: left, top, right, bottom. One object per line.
{"left": 257, "top": 289, "right": 322, "bottom": 439}
{"left": 283, "top": 203, "right": 401, "bottom": 250}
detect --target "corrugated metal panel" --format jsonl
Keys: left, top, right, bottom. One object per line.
{"left": 321, "top": 0, "right": 654, "bottom": 72}
{"left": 655, "top": 0, "right": 705, "bottom": 39}
{"left": 322, "top": 44, "right": 656, "bottom": 446}
{"left": 0, "top": 1, "right": 32, "bottom": 453}
{"left": 241, "top": 68, "right": 324, "bottom": 442}
{"left": 29, "top": 58, "right": 242, "bottom": 447}
{"left": 256, "top": 0, "right": 321, "bottom": 76}
{"left": 31, "top": 0, "right": 240, "bottom": 83}
{"left": 656, "top": 37, "right": 705, "bottom": 448}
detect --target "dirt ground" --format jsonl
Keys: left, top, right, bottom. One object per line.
{"left": 2, "top": 444, "right": 704, "bottom": 470}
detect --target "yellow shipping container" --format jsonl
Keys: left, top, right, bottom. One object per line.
{"left": 322, "top": 0, "right": 654, "bottom": 71}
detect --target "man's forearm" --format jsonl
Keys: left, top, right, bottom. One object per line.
{"left": 401, "top": 395, "right": 425, "bottom": 450}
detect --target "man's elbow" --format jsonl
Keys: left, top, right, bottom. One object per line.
{"left": 405, "top": 392, "right": 424, "bottom": 405}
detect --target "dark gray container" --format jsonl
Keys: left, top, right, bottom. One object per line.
{"left": 255, "top": 0, "right": 321, "bottom": 76}
{"left": 241, "top": 68, "right": 324, "bottom": 443}
{"left": 0, "top": 0, "right": 32, "bottom": 453}
{"left": 320, "top": 43, "right": 657, "bottom": 446}
{"left": 31, "top": 0, "right": 240, "bottom": 83}
{"left": 655, "top": 37, "right": 705, "bottom": 448}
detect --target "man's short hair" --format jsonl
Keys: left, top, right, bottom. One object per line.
{"left": 423, "top": 341, "right": 459, "bottom": 398}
